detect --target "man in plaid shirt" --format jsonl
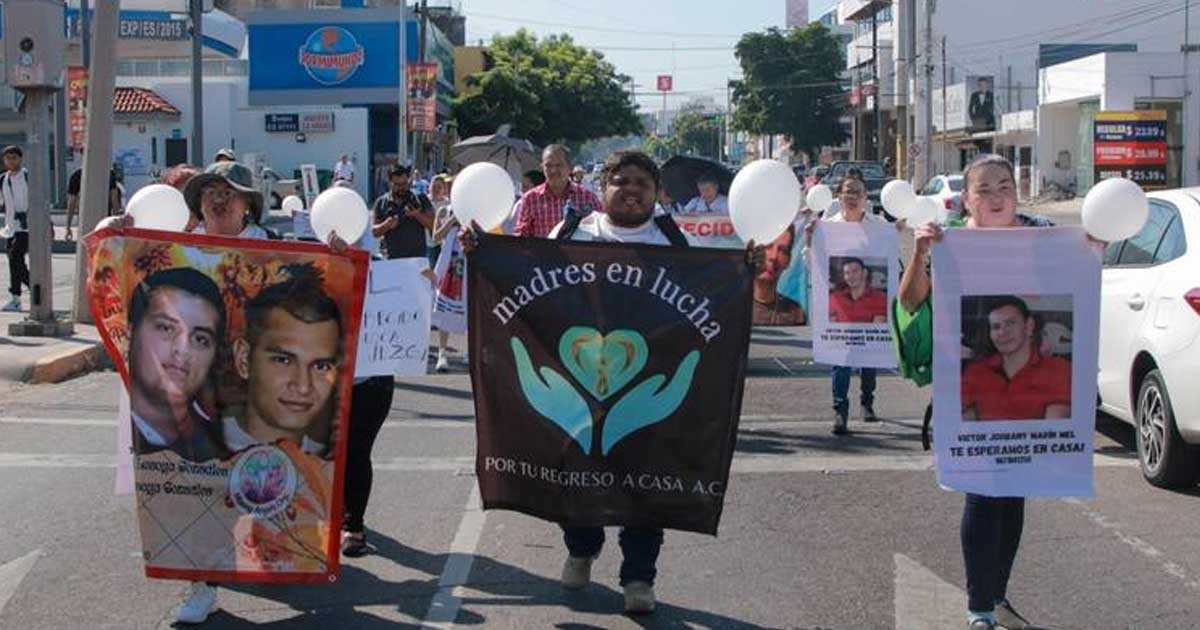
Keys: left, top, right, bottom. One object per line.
{"left": 514, "top": 144, "right": 602, "bottom": 237}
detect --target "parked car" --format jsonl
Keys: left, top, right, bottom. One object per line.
{"left": 821, "top": 160, "right": 892, "bottom": 213}
{"left": 920, "top": 174, "right": 964, "bottom": 223}
{"left": 1098, "top": 188, "right": 1200, "bottom": 488}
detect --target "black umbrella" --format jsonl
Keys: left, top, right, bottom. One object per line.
{"left": 660, "top": 156, "right": 734, "bottom": 207}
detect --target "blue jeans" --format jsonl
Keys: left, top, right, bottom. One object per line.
{"left": 831, "top": 366, "right": 877, "bottom": 413}
{"left": 562, "top": 526, "right": 663, "bottom": 586}
{"left": 961, "top": 494, "right": 1025, "bottom": 613}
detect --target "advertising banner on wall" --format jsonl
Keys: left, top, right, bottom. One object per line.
{"left": 67, "top": 66, "right": 88, "bottom": 152}
{"left": 248, "top": 9, "right": 401, "bottom": 106}
{"left": 1094, "top": 111, "right": 1169, "bottom": 191}
{"left": 407, "top": 62, "right": 439, "bottom": 133}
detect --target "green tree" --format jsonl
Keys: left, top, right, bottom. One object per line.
{"left": 730, "top": 24, "right": 848, "bottom": 159}
{"left": 672, "top": 106, "right": 723, "bottom": 159}
{"left": 453, "top": 30, "right": 642, "bottom": 146}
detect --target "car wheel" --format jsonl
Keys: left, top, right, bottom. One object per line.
{"left": 1135, "top": 369, "right": 1199, "bottom": 488}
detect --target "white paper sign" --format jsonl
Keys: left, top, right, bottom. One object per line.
{"left": 300, "top": 163, "right": 320, "bottom": 209}
{"left": 811, "top": 222, "right": 899, "bottom": 368}
{"left": 932, "top": 227, "right": 1100, "bottom": 497}
{"left": 354, "top": 258, "right": 433, "bottom": 377}
{"left": 292, "top": 209, "right": 316, "bottom": 240}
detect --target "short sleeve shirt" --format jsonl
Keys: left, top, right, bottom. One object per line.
{"left": 829, "top": 287, "right": 887, "bottom": 323}
{"left": 961, "top": 350, "right": 1072, "bottom": 420}
{"left": 683, "top": 194, "right": 729, "bottom": 213}
{"left": 515, "top": 182, "right": 603, "bottom": 238}
{"left": 373, "top": 190, "right": 432, "bottom": 259}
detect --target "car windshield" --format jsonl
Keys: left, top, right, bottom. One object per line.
{"left": 948, "top": 178, "right": 963, "bottom": 192}
{"left": 835, "top": 163, "right": 884, "bottom": 178}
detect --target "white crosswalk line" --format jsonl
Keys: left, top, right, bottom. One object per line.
{"left": 893, "top": 553, "right": 965, "bottom": 630}
{"left": 422, "top": 483, "right": 485, "bottom": 628}
{"left": 0, "top": 549, "right": 41, "bottom": 616}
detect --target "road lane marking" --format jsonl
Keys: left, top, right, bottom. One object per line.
{"left": 1062, "top": 497, "right": 1200, "bottom": 593}
{"left": 893, "top": 553, "right": 965, "bottom": 630}
{"left": 422, "top": 484, "right": 485, "bottom": 628}
{"left": 0, "top": 549, "right": 41, "bottom": 616}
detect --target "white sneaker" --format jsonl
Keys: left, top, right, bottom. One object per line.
{"left": 435, "top": 351, "right": 450, "bottom": 373}
{"left": 174, "top": 581, "right": 218, "bottom": 624}
{"left": 1, "top": 297, "right": 19, "bottom": 312}
{"left": 560, "top": 555, "right": 593, "bottom": 590}
{"left": 623, "top": 581, "right": 656, "bottom": 614}
{"left": 994, "top": 600, "right": 1030, "bottom": 630}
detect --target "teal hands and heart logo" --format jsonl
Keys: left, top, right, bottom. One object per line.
{"left": 511, "top": 328, "right": 700, "bottom": 456}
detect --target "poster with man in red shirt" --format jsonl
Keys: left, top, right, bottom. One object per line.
{"left": 810, "top": 222, "right": 899, "bottom": 368}
{"left": 828, "top": 256, "right": 888, "bottom": 324}
{"left": 931, "top": 227, "right": 1099, "bottom": 498}
{"left": 961, "top": 295, "right": 1072, "bottom": 421}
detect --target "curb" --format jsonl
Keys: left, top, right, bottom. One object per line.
{"left": 24, "top": 343, "right": 110, "bottom": 384}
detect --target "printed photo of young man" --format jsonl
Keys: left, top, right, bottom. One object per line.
{"left": 828, "top": 257, "right": 887, "bottom": 324}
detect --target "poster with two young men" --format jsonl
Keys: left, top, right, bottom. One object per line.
{"left": 86, "top": 228, "right": 367, "bottom": 583}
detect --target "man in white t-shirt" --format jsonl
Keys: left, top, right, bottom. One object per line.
{"left": 333, "top": 154, "right": 355, "bottom": 183}
{"left": 1, "top": 145, "right": 29, "bottom": 311}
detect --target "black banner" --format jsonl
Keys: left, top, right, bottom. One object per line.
{"left": 468, "top": 235, "right": 753, "bottom": 534}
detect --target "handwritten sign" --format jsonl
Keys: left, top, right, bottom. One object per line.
{"left": 354, "top": 258, "right": 433, "bottom": 377}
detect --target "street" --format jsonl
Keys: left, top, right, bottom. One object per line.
{"left": 2, "top": 325, "right": 1200, "bottom": 629}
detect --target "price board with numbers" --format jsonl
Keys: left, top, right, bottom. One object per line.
{"left": 1094, "top": 111, "right": 1169, "bottom": 190}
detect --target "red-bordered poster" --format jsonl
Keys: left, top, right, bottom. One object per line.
{"left": 85, "top": 228, "right": 368, "bottom": 584}
{"left": 67, "top": 66, "right": 88, "bottom": 152}
{"left": 406, "top": 62, "right": 439, "bottom": 133}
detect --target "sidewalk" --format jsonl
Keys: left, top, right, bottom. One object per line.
{"left": 0, "top": 252, "right": 108, "bottom": 384}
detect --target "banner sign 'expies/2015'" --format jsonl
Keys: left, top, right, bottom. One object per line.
{"left": 468, "top": 235, "right": 752, "bottom": 535}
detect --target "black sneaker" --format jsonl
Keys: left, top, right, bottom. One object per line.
{"left": 832, "top": 411, "right": 849, "bottom": 435}
{"left": 341, "top": 532, "right": 370, "bottom": 557}
{"left": 862, "top": 404, "right": 878, "bottom": 423}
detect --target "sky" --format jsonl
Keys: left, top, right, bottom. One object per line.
{"left": 462, "top": 0, "right": 841, "bottom": 115}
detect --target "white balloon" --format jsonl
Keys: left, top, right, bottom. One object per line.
{"left": 282, "top": 195, "right": 304, "bottom": 215}
{"left": 126, "top": 184, "right": 190, "bottom": 232}
{"left": 908, "top": 196, "right": 940, "bottom": 225}
{"left": 805, "top": 184, "right": 834, "bottom": 214}
{"left": 729, "top": 159, "right": 802, "bottom": 244}
{"left": 450, "top": 162, "right": 517, "bottom": 231}
{"left": 311, "top": 187, "right": 369, "bottom": 244}
{"left": 1082, "top": 177, "right": 1149, "bottom": 242}
{"left": 880, "top": 179, "right": 917, "bottom": 220}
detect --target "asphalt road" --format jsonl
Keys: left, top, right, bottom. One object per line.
{"left": 2, "top": 326, "right": 1200, "bottom": 630}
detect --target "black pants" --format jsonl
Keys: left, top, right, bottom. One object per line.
{"left": 6, "top": 232, "right": 29, "bottom": 297}
{"left": 342, "top": 376, "right": 395, "bottom": 533}
{"left": 961, "top": 494, "right": 1025, "bottom": 613}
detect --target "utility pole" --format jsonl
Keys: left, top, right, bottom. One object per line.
{"left": 941, "top": 36, "right": 948, "bottom": 174}
{"left": 415, "top": 0, "right": 428, "bottom": 172}
{"left": 398, "top": 1, "right": 408, "bottom": 166}
{"left": 189, "top": 0, "right": 203, "bottom": 165}
{"left": 72, "top": 0, "right": 118, "bottom": 324}
{"left": 914, "top": 0, "right": 934, "bottom": 186}
{"left": 895, "top": 0, "right": 910, "bottom": 180}
{"left": 871, "top": 6, "right": 882, "bottom": 162}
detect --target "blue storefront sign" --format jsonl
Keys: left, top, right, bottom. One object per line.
{"left": 248, "top": 8, "right": 401, "bottom": 106}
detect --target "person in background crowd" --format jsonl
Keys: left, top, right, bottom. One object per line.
{"left": 897, "top": 153, "right": 1052, "bottom": 630}
{"left": 427, "top": 174, "right": 453, "bottom": 267}
{"left": 513, "top": 145, "right": 602, "bottom": 238}
{"left": 431, "top": 180, "right": 464, "bottom": 373}
{"left": 683, "top": 173, "right": 729, "bottom": 213}
{"left": 213, "top": 148, "right": 236, "bottom": 163}
{"left": 657, "top": 188, "right": 684, "bottom": 214}
{"left": 803, "top": 173, "right": 889, "bottom": 435}
{"left": 520, "top": 169, "right": 545, "bottom": 194}
{"left": 64, "top": 159, "right": 123, "bottom": 240}
{"left": 1, "top": 146, "right": 29, "bottom": 312}
{"left": 411, "top": 168, "right": 431, "bottom": 196}
{"left": 372, "top": 164, "right": 434, "bottom": 259}
{"left": 334, "top": 154, "right": 355, "bottom": 184}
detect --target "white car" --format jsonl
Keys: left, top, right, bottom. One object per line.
{"left": 1098, "top": 187, "right": 1200, "bottom": 488}
{"left": 920, "top": 174, "right": 963, "bottom": 223}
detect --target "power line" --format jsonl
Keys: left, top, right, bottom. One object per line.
{"left": 463, "top": 11, "right": 742, "bottom": 39}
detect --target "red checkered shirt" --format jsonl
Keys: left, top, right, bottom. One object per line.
{"left": 514, "top": 181, "right": 603, "bottom": 238}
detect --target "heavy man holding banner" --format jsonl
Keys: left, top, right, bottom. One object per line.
{"left": 462, "top": 150, "right": 764, "bottom": 615}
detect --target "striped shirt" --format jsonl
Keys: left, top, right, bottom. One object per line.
{"left": 514, "top": 181, "right": 602, "bottom": 238}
